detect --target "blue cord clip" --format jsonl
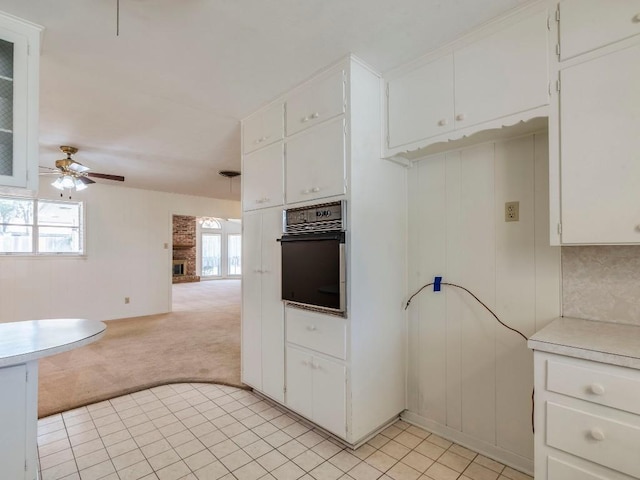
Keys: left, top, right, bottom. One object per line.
{"left": 434, "top": 276, "right": 442, "bottom": 292}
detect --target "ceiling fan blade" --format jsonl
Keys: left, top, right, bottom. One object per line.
{"left": 78, "top": 176, "right": 96, "bottom": 185}
{"left": 67, "top": 161, "right": 90, "bottom": 174}
{"left": 39, "top": 172, "right": 61, "bottom": 176}
{"left": 39, "top": 165, "right": 59, "bottom": 172}
{"left": 87, "top": 172, "right": 125, "bottom": 182}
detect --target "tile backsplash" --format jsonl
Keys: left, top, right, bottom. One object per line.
{"left": 562, "top": 246, "right": 640, "bottom": 325}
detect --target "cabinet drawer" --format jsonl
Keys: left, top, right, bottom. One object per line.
{"left": 548, "top": 456, "right": 616, "bottom": 480}
{"left": 547, "top": 358, "right": 640, "bottom": 415}
{"left": 243, "top": 102, "right": 284, "bottom": 154}
{"left": 547, "top": 402, "right": 640, "bottom": 478}
{"left": 559, "top": 0, "right": 640, "bottom": 61}
{"left": 286, "top": 69, "right": 345, "bottom": 136}
{"left": 286, "top": 308, "right": 346, "bottom": 359}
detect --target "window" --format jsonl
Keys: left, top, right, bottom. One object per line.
{"left": 227, "top": 234, "right": 241, "bottom": 276}
{"left": 202, "top": 233, "right": 221, "bottom": 276}
{"left": 0, "top": 196, "right": 83, "bottom": 254}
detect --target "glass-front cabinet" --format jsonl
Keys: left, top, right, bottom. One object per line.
{"left": 0, "top": 12, "right": 42, "bottom": 192}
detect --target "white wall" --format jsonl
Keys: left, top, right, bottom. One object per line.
{"left": 405, "top": 132, "right": 560, "bottom": 473}
{"left": 0, "top": 180, "right": 240, "bottom": 323}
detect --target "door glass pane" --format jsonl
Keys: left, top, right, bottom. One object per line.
{"left": 228, "top": 234, "right": 242, "bottom": 276}
{"left": 202, "top": 233, "right": 221, "bottom": 276}
{"left": 0, "top": 38, "right": 14, "bottom": 176}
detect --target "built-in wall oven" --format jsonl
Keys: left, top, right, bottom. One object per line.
{"left": 280, "top": 201, "right": 346, "bottom": 316}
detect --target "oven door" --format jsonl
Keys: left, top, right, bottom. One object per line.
{"left": 280, "top": 231, "right": 346, "bottom": 314}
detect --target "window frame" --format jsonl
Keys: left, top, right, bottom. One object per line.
{"left": 0, "top": 195, "right": 85, "bottom": 256}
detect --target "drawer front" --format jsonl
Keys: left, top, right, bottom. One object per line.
{"left": 286, "top": 308, "right": 346, "bottom": 359}
{"left": 548, "top": 456, "right": 614, "bottom": 480}
{"left": 286, "top": 69, "right": 345, "bottom": 137}
{"left": 547, "top": 402, "right": 640, "bottom": 478}
{"left": 243, "top": 103, "right": 284, "bottom": 154}
{"left": 547, "top": 358, "right": 640, "bottom": 415}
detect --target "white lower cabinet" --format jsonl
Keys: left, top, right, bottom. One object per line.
{"left": 534, "top": 351, "right": 640, "bottom": 479}
{"left": 285, "top": 345, "right": 346, "bottom": 438}
{"left": 0, "top": 362, "right": 38, "bottom": 480}
{"left": 241, "top": 209, "right": 285, "bottom": 402}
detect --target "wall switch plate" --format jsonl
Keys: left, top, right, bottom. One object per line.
{"left": 505, "top": 201, "right": 519, "bottom": 222}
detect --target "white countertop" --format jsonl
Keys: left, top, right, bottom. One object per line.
{"left": 528, "top": 316, "right": 640, "bottom": 369}
{"left": 0, "top": 318, "right": 106, "bottom": 368}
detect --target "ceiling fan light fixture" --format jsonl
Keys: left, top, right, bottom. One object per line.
{"left": 74, "top": 178, "right": 88, "bottom": 191}
{"left": 61, "top": 175, "right": 75, "bottom": 189}
{"left": 51, "top": 177, "right": 65, "bottom": 190}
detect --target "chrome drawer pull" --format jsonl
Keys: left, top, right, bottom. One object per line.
{"left": 589, "top": 383, "right": 605, "bottom": 395}
{"left": 589, "top": 428, "right": 605, "bottom": 441}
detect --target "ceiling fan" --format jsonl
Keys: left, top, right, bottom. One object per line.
{"left": 40, "top": 146, "right": 125, "bottom": 192}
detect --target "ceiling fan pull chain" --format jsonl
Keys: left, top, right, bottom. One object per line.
{"left": 116, "top": 0, "right": 120, "bottom": 37}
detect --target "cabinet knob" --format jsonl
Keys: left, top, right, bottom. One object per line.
{"left": 302, "top": 360, "right": 309, "bottom": 366}
{"left": 455, "top": 113, "right": 466, "bottom": 122}
{"left": 311, "top": 187, "right": 320, "bottom": 193}
{"left": 310, "top": 112, "right": 320, "bottom": 119}
{"left": 438, "top": 119, "right": 448, "bottom": 126}
{"left": 306, "top": 325, "right": 317, "bottom": 331}
{"left": 589, "top": 383, "right": 605, "bottom": 395}
{"left": 633, "top": 13, "right": 640, "bottom": 23}
{"left": 302, "top": 189, "right": 310, "bottom": 195}
{"left": 589, "top": 428, "right": 605, "bottom": 441}
{"left": 301, "top": 116, "right": 309, "bottom": 123}
{"left": 310, "top": 361, "right": 319, "bottom": 369}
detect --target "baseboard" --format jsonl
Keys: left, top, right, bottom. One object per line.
{"left": 401, "top": 410, "right": 534, "bottom": 476}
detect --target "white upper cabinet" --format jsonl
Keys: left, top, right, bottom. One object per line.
{"left": 558, "top": 44, "right": 640, "bottom": 244}
{"left": 286, "top": 68, "right": 345, "bottom": 137}
{"left": 285, "top": 117, "right": 346, "bottom": 204}
{"left": 558, "top": 0, "right": 640, "bottom": 61}
{"left": 386, "top": 54, "right": 454, "bottom": 149}
{"left": 242, "top": 142, "right": 283, "bottom": 211}
{"left": 454, "top": 9, "right": 548, "bottom": 130}
{"left": 0, "top": 13, "right": 41, "bottom": 192}
{"left": 383, "top": 4, "right": 548, "bottom": 157}
{"left": 242, "top": 102, "right": 284, "bottom": 154}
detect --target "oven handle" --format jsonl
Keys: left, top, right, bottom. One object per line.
{"left": 278, "top": 232, "right": 345, "bottom": 243}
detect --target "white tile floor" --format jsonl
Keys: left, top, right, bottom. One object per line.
{"left": 37, "top": 383, "right": 533, "bottom": 480}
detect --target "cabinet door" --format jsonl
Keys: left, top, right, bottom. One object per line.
{"left": 454, "top": 9, "right": 548, "bottom": 128}
{"left": 0, "top": 28, "right": 28, "bottom": 189}
{"left": 286, "top": 118, "right": 346, "bottom": 204}
{"left": 0, "top": 364, "right": 27, "bottom": 480}
{"left": 286, "top": 69, "right": 345, "bottom": 136}
{"left": 559, "top": 0, "right": 640, "bottom": 61}
{"left": 285, "top": 346, "right": 314, "bottom": 419}
{"left": 260, "top": 209, "right": 285, "bottom": 402}
{"left": 560, "top": 44, "right": 640, "bottom": 243}
{"left": 243, "top": 103, "right": 284, "bottom": 154}
{"left": 312, "top": 355, "right": 346, "bottom": 438}
{"left": 387, "top": 54, "right": 454, "bottom": 148}
{"left": 242, "top": 143, "right": 284, "bottom": 211}
{"left": 241, "top": 213, "right": 263, "bottom": 388}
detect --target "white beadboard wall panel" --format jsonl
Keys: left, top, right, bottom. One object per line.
{"left": 534, "top": 134, "right": 561, "bottom": 332}
{"left": 408, "top": 153, "right": 447, "bottom": 424}
{"left": 494, "top": 135, "right": 535, "bottom": 458}
{"left": 0, "top": 180, "right": 240, "bottom": 323}
{"left": 406, "top": 131, "right": 560, "bottom": 471}
{"left": 444, "top": 151, "right": 462, "bottom": 432}
{"left": 458, "top": 143, "right": 496, "bottom": 445}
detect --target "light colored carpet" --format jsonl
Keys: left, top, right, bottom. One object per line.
{"left": 38, "top": 279, "right": 243, "bottom": 418}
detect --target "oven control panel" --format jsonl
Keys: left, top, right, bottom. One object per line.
{"left": 284, "top": 201, "right": 345, "bottom": 233}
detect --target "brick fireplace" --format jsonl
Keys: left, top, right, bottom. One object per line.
{"left": 172, "top": 215, "right": 200, "bottom": 284}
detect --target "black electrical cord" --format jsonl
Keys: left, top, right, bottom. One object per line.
{"left": 405, "top": 281, "right": 528, "bottom": 341}
{"left": 405, "top": 280, "right": 534, "bottom": 433}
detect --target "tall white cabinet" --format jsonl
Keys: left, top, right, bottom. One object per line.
{"left": 241, "top": 56, "right": 407, "bottom": 445}
{"left": 548, "top": 0, "right": 640, "bottom": 244}
{"left": 0, "top": 12, "right": 41, "bottom": 193}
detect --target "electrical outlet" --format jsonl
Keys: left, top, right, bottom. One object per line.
{"left": 505, "top": 201, "right": 519, "bottom": 222}
{"left": 124, "top": 297, "right": 130, "bottom": 304}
